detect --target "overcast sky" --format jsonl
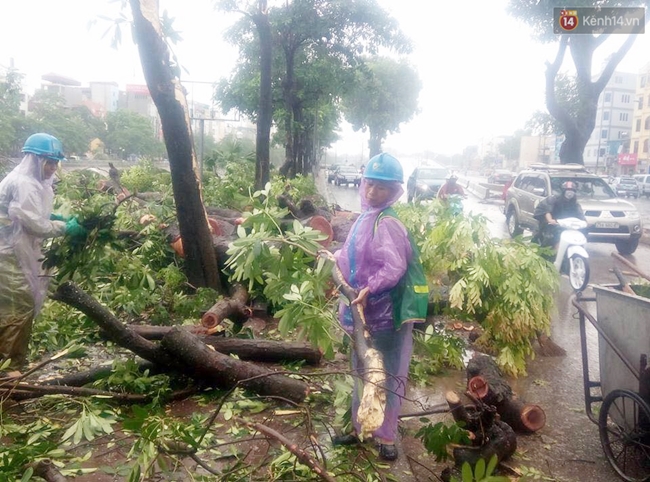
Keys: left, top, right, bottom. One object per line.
{"left": 1, "top": 0, "right": 649, "bottom": 157}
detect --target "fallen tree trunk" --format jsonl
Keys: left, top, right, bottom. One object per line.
{"left": 201, "top": 338, "right": 322, "bottom": 365}
{"left": 128, "top": 325, "right": 209, "bottom": 339}
{"left": 53, "top": 282, "right": 309, "bottom": 403}
{"left": 52, "top": 282, "right": 172, "bottom": 367}
{"left": 126, "top": 328, "right": 323, "bottom": 365}
{"left": 159, "top": 328, "right": 309, "bottom": 404}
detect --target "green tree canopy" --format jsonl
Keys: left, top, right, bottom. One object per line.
{"left": 26, "top": 90, "right": 96, "bottom": 156}
{"left": 104, "top": 109, "right": 164, "bottom": 159}
{"left": 341, "top": 56, "right": 421, "bottom": 158}
{"left": 0, "top": 68, "right": 23, "bottom": 155}
{"left": 217, "top": 0, "right": 411, "bottom": 176}
{"left": 508, "top": 0, "right": 649, "bottom": 164}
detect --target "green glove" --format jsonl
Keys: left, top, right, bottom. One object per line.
{"left": 65, "top": 217, "right": 87, "bottom": 238}
{"left": 50, "top": 213, "right": 68, "bottom": 222}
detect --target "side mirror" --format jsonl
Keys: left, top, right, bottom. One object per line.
{"left": 532, "top": 187, "right": 546, "bottom": 196}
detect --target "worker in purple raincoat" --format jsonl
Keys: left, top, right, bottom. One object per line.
{"left": 333, "top": 152, "right": 414, "bottom": 461}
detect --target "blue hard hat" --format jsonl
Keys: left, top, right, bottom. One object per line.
{"left": 22, "top": 133, "right": 66, "bottom": 161}
{"left": 363, "top": 153, "right": 403, "bottom": 183}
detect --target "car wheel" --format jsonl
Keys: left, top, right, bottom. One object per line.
{"left": 506, "top": 208, "right": 523, "bottom": 237}
{"left": 615, "top": 237, "right": 640, "bottom": 255}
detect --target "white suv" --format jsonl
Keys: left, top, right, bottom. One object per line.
{"left": 634, "top": 174, "right": 650, "bottom": 198}
{"left": 504, "top": 164, "right": 642, "bottom": 254}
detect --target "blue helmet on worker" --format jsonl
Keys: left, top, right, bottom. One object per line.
{"left": 22, "top": 133, "right": 66, "bottom": 162}
{"left": 363, "top": 153, "right": 403, "bottom": 183}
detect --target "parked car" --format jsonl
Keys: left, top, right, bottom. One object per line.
{"left": 488, "top": 169, "right": 514, "bottom": 184}
{"left": 326, "top": 164, "right": 340, "bottom": 183}
{"left": 406, "top": 167, "right": 449, "bottom": 202}
{"left": 334, "top": 165, "right": 361, "bottom": 187}
{"left": 503, "top": 164, "right": 642, "bottom": 254}
{"left": 634, "top": 174, "right": 650, "bottom": 198}
{"left": 612, "top": 176, "right": 640, "bottom": 198}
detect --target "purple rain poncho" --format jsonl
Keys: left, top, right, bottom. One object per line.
{"left": 335, "top": 178, "right": 412, "bottom": 333}
{"left": 335, "top": 177, "right": 414, "bottom": 443}
{"left": 0, "top": 154, "right": 66, "bottom": 365}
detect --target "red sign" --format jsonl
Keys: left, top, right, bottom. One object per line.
{"left": 559, "top": 10, "right": 579, "bottom": 31}
{"left": 618, "top": 153, "right": 638, "bottom": 166}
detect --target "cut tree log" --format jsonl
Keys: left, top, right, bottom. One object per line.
{"left": 467, "top": 354, "right": 546, "bottom": 433}
{"left": 53, "top": 282, "right": 309, "bottom": 403}
{"left": 159, "top": 328, "right": 309, "bottom": 404}
{"left": 30, "top": 459, "right": 67, "bottom": 482}
{"left": 201, "top": 283, "right": 250, "bottom": 329}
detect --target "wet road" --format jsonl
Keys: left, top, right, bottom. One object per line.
{"left": 320, "top": 172, "right": 650, "bottom": 481}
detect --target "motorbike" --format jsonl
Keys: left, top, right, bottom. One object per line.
{"left": 552, "top": 217, "right": 590, "bottom": 292}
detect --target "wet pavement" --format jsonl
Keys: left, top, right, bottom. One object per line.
{"left": 317, "top": 171, "right": 650, "bottom": 481}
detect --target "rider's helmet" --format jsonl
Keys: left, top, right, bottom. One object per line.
{"left": 561, "top": 180, "right": 577, "bottom": 191}
{"left": 363, "top": 153, "right": 403, "bottom": 183}
{"left": 22, "top": 133, "right": 66, "bottom": 162}
{"left": 446, "top": 173, "right": 458, "bottom": 182}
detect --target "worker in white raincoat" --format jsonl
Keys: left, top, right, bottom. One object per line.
{"left": 0, "top": 133, "right": 84, "bottom": 368}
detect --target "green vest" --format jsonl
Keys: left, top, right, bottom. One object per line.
{"left": 374, "top": 207, "right": 429, "bottom": 329}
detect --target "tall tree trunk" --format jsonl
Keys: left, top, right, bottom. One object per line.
{"left": 368, "top": 131, "right": 382, "bottom": 159}
{"left": 279, "top": 47, "right": 296, "bottom": 178}
{"left": 129, "top": 0, "right": 221, "bottom": 291}
{"left": 253, "top": 0, "right": 272, "bottom": 191}
{"left": 547, "top": 31, "right": 643, "bottom": 164}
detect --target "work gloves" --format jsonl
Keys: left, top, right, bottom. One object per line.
{"left": 50, "top": 213, "right": 69, "bottom": 222}
{"left": 64, "top": 217, "right": 88, "bottom": 239}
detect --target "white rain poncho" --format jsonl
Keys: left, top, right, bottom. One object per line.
{"left": 0, "top": 154, "right": 66, "bottom": 365}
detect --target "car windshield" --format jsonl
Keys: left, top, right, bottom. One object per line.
{"left": 418, "top": 168, "right": 448, "bottom": 179}
{"left": 339, "top": 167, "right": 358, "bottom": 173}
{"left": 619, "top": 178, "right": 637, "bottom": 185}
{"left": 550, "top": 176, "right": 616, "bottom": 200}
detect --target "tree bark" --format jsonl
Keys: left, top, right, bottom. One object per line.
{"left": 31, "top": 459, "right": 67, "bottom": 482}
{"left": 160, "top": 328, "right": 309, "bottom": 404}
{"left": 252, "top": 0, "right": 272, "bottom": 190}
{"left": 201, "top": 283, "right": 250, "bottom": 329}
{"left": 53, "top": 282, "right": 309, "bottom": 403}
{"left": 52, "top": 281, "right": 172, "bottom": 367}
{"left": 129, "top": 0, "right": 221, "bottom": 291}
{"left": 126, "top": 330, "right": 323, "bottom": 365}
{"left": 452, "top": 420, "right": 517, "bottom": 468}
{"left": 467, "top": 355, "right": 546, "bottom": 433}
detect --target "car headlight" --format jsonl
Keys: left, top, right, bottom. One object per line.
{"left": 416, "top": 182, "right": 429, "bottom": 191}
{"left": 624, "top": 210, "right": 640, "bottom": 219}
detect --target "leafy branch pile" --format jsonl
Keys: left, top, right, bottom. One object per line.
{"left": 402, "top": 199, "right": 558, "bottom": 376}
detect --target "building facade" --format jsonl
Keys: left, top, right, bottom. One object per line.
{"left": 583, "top": 71, "right": 636, "bottom": 175}
{"left": 630, "top": 62, "right": 650, "bottom": 175}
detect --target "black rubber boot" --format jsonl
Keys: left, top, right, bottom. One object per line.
{"left": 379, "top": 444, "right": 398, "bottom": 461}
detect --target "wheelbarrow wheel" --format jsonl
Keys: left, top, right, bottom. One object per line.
{"left": 599, "top": 389, "right": 650, "bottom": 482}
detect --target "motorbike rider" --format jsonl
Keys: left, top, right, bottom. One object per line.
{"left": 533, "top": 180, "right": 585, "bottom": 250}
{"left": 437, "top": 173, "right": 465, "bottom": 201}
